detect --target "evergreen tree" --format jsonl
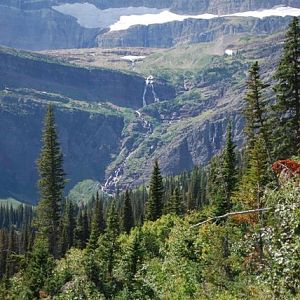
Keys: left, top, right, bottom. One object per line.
{"left": 273, "top": 17, "right": 300, "bottom": 157}
{"left": 122, "top": 228, "right": 144, "bottom": 295}
{"left": 145, "top": 160, "right": 164, "bottom": 221}
{"left": 21, "top": 223, "right": 32, "bottom": 253}
{"left": 236, "top": 62, "right": 275, "bottom": 212}
{"left": 219, "top": 121, "right": 237, "bottom": 215}
{"left": 74, "top": 209, "right": 89, "bottom": 249}
{"left": 166, "top": 187, "right": 183, "bottom": 216}
{"left": 74, "top": 212, "right": 84, "bottom": 249}
{"left": 60, "top": 200, "right": 75, "bottom": 255}
{"left": 82, "top": 209, "right": 90, "bottom": 246}
{"left": 233, "top": 135, "right": 270, "bottom": 211}
{"left": 5, "top": 227, "right": 18, "bottom": 279}
{"left": 186, "top": 168, "right": 200, "bottom": 211}
{"left": 105, "top": 201, "right": 120, "bottom": 242}
{"left": 88, "top": 201, "right": 120, "bottom": 297}
{"left": 0, "top": 230, "right": 7, "bottom": 279}
{"left": 207, "top": 155, "right": 224, "bottom": 206}
{"left": 36, "top": 105, "right": 65, "bottom": 257}
{"left": 23, "top": 238, "right": 55, "bottom": 298}
{"left": 87, "top": 193, "right": 105, "bottom": 250}
{"left": 244, "top": 62, "right": 269, "bottom": 152}
{"left": 207, "top": 122, "right": 237, "bottom": 217}
{"left": 121, "top": 190, "right": 134, "bottom": 234}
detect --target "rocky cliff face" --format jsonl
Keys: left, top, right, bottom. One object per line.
{"left": 0, "top": 0, "right": 299, "bottom": 50}
{"left": 0, "top": 48, "right": 175, "bottom": 109}
{"left": 0, "top": 92, "right": 124, "bottom": 202}
{"left": 5, "top": 0, "right": 300, "bottom": 13}
{"left": 0, "top": 47, "right": 176, "bottom": 202}
{"left": 97, "top": 16, "right": 291, "bottom": 48}
{"left": 0, "top": 4, "right": 99, "bottom": 50}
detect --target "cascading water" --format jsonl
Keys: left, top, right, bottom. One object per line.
{"left": 142, "top": 85, "right": 147, "bottom": 107}
{"left": 151, "top": 82, "right": 159, "bottom": 103}
{"left": 142, "top": 75, "right": 160, "bottom": 107}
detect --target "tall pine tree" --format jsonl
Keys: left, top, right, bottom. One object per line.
{"left": 121, "top": 190, "right": 134, "bottom": 234}
{"left": 35, "top": 105, "right": 65, "bottom": 257}
{"left": 273, "top": 17, "right": 300, "bottom": 157}
{"left": 145, "top": 160, "right": 164, "bottom": 221}
{"left": 220, "top": 121, "right": 237, "bottom": 215}
{"left": 166, "top": 187, "right": 183, "bottom": 216}
{"left": 87, "top": 193, "right": 105, "bottom": 250}
{"left": 244, "top": 61, "right": 271, "bottom": 161}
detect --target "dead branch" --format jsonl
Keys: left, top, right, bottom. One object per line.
{"left": 190, "top": 208, "right": 271, "bottom": 228}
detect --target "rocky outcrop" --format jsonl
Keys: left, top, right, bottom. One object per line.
{"left": 0, "top": 5, "right": 99, "bottom": 50}
{"left": 0, "top": 48, "right": 176, "bottom": 108}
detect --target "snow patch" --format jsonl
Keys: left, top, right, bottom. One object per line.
{"left": 52, "top": 3, "right": 163, "bottom": 29}
{"left": 229, "top": 6, "right": 300, "bottom": 19}
{"left": 110, "top": 11, "right": 218, "bottom": 31}
{"left": 121, "top": 55, "right": 146, "bottom": 62}
{"left": 225, "top": 49, "right": 238, "bottom": 56}
{"left": 52, "top": 4, "right": 300, "bottom": 31}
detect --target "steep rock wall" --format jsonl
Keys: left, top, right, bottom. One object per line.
{"left": 97, "top": 16, "right": 291, "bottom": 48}
{"left": 0, "top": 50, "right": 176, "bottom": 108}
{"left": 0, "top": 96, "right": 124, "bottom": 202}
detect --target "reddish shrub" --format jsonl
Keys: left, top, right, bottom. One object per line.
{"left": 272, "top": 159, "right": 300, "bottom": 179}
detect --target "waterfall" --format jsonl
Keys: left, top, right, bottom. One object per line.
{"left": 142, "top": 75, "right": 159, "bottom": 107}
{"left": 142, "top": 84, "right": 147, "bottom": 107}
{"left": 150, "top": 82, "right": 159, "bottom": 102}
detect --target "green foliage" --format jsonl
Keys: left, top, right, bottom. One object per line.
{"left": 88, "top": 194, "right": 105, "bottom": 250}
{"left": 22, "top": 238, "right": 55, "bottom": 299}
{"left": 262, "top": 182, "right": 300, "bottom": 297}
{"left": 244, "top": 61, "right": 269, "bottom": 150}
{"left": 67, "top": 180, "right": 106, "bottom": 207}
{"left": 165, "top": 187, "right": 184, "bottom": 216}
{"left": 121, "top": 190, "right": 134, "bottom": 234}
{"left": 219, "top": 121, "right": 237, "bottom": 215}
{"left": 207, "top": 122, "right": 237, "bottom": 217}
{"left": 145, "top": 160, "right": 164, "bottom": 221}
{"left": 36, "top": 105, "right": 65, "bottom": 257}
{"left": 74, "top": 209, "right": 89, "bottom": 249}
{"left": 51, "top": 248, "right": 104, "bottom": 300}
{"left": 273, "top": 17, "right": 300, "bottom": 157}
{"left": 60, "top": 200, "right": 76, "bottom": 255}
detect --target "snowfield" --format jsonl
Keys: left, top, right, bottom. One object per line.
{"left": 110, "top": 11, "right": 218, "bottom": 31}
{"left": 121, "top": 56, "right": 146, "bottom": 62}
{"left": 52, "top": 4, "right": 163, "bottom": 29}
{"left": 52, "top": 4, "right": 300, "bottom": 31}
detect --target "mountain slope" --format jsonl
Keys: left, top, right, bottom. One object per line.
{"left": 0, "top": 47, "right": 175, "bottom": 109}
{"left": 1, "top": 1, "right": 300, "bottom": 50}
{"left": 0, "top": 29, "right": 283, "bottom": 202}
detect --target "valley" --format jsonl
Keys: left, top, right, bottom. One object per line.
{"left": 0, "top": 0, "right": 296, "bottom": 204}
{"left": 0, "top": 29, "right": 283, "bottom": 203}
